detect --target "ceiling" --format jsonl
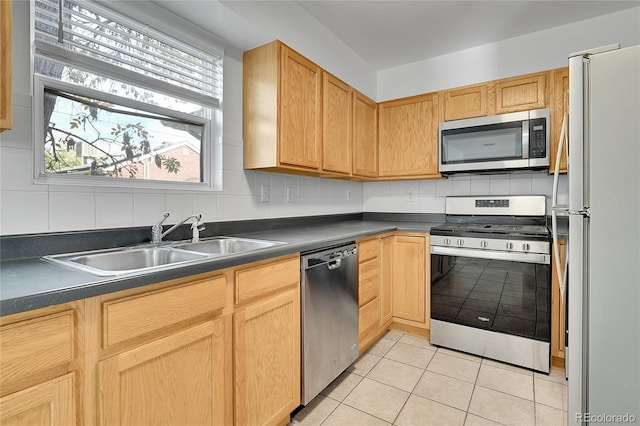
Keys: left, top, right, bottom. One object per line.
{"left": 155, "top": 0, "right": 640, "bottom": 70}
{"left": 295, "top": 1, "right": 640, "bottom": 69}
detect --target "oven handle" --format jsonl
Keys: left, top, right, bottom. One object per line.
{"left": 430, "top": 246, "right": 550, "bottom": 265}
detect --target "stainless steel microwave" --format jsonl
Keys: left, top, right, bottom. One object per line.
{"left": 438, "top": 108, "right": 550, "bottom": 174}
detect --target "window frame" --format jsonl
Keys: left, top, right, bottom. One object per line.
{"left": 31, "top": 0, "right": 223, "bottom": 191}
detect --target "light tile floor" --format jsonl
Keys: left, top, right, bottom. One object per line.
{"left": 290, "top": 330, "right": 567, "bottom": 426}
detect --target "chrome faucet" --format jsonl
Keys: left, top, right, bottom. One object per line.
{"left": 151, "top": 213, "right": 205, "bottom": 243}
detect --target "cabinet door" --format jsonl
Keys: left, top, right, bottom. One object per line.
{"left": 379, "top": 236, "right": 393, "bottom": 325}
{"left": 392, "top": 236, "right": 426, "bottom": 323}
{"left": 323, "top": 73, "right": 352, "bottom": 174}
{"left": 441, "top": 83, "right": 490, "bottom": 121}
{"left": 551, "top": 239, "right": 567, "bottom": 364}
{"left": 549, "top": 67, "right": 569, "bottom": 174}
{"left": 494, "top": 73, "right": 547, "bottom": 114}
{"left": 279, "top": 46, "right": 322, "bottom": 170}
{"left": 353, "top": 91, "right": 378, "bottom": 177}
{"left": 0, "top": 0, "right": 12, "bottom": 132}
{"left": 0, "top": 373, "right": 75, "bottom": 426}
{"left": 98, "top": 318, "right": 231, "bottom": 426}
{"left": 234, "top": 288, "right": 300, "bottom": 426}
{"left": 378, "top": 93, "right": 439, "bottom": 177}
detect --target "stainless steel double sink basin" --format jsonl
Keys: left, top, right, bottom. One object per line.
{"left": 43, "top": 237, "right": 287, "bottom": 276}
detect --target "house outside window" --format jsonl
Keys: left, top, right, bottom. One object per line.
{"left": 32, "top": 0, "right": 223, "bottom": 191}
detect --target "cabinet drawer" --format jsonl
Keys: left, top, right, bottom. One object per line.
{"left": 359, "top": 257, "right": 380, "bottom": 306}
{"left": 358, "top": 239, "right": 379, "bottom": 262}
{"left": 359, "top": 298, "right": 380, "bottom": 336}
{"left": 0, "top": 311, "right": 74, "bottom": 384}
{"left": 103, "top": 276, "right": 227, "bottom": 348}
{"left": 235, "top": 256, "right": 299, "bottom": 304}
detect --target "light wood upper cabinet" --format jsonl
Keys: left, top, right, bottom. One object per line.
{"left": 323, "top": 72, "right": 353, "bottom": 174}
{"left": 378, "top": 92, "right": 440, "bottom": 178}
{"left": 441, "top": 83, "right": 492, "bottom": 121}
{"left": 1, "top": 0, "right": 12, "bottom": 132}
{"left": 280, "top": 46, "right": 322, "bottom": 169}
{"left": 243, "top": 41, "right": 322, "bottom": 172}
{"left": 244, "top": 41, "right": 357, "bottom": 178}
{"left": 549, "top": 67, "right": 569, "bottom": 174}
{"left": 353, "top": 90, "right": 378, "bottom": 177}
{"left": 98, "top": 318, "right": 231, "bottom": 426}
{"left": 494, "top": 72, "right": 547, "bottom": 114}
{"left": 441, "top": 72, "right": 549, "bottom": 121}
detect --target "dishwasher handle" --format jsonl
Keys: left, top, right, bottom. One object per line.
{"left": 302, "top": 244, "right": 357, "bottom": 270}
{"left": 327, "top": 258, "right": 342, "bottom": 270}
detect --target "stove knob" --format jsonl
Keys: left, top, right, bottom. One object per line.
{"left": 457, "top": 239, "right": 464, "bottom": 247}
{"left": 522, "top": 243, "right": 530, "bottom": 251}
{"left": 506, "top": 242, "right": 513, "bottom": 250}
{"left": 481, "top": 241, "right": 488, "bottom": 248}
{"left": 445, "top": 238, "right": 451, "bottom": 246}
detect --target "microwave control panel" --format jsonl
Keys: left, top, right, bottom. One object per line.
{"left": 529, "top": 118, "right": 547, "bottom": 158}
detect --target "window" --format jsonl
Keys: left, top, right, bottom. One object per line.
{"left": 32, "top": 0, "right": 223, "bottom": 190}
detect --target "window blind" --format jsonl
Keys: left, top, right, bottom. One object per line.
{"left": 33, "top": 0, "right": 223, "bottom": 108}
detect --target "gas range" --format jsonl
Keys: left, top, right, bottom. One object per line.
{"left": 430, "top": 195, "right": 551, "bottom": 258}
{"left": 429, "top": 195, "right": 552, "bottom": 372}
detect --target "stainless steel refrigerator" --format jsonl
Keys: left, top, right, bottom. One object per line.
{"left": 562, "top": 44, "right": 640, "bottom": 424}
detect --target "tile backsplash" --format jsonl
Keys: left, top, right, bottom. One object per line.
{"left": 363, "top": 172, "right": 568, "bottom": 214}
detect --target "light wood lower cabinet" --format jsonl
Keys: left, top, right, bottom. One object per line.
{"left": 0, "top": 373, "right": 76, "bottom": 426}
{"left": 0, "top": 303, "right": 83, "bottom": 425}
{"left": 1, "top": 254, "right": 300, "bottom": 426}
{"left": 98, "top": 318, "right": 230, "bottom": 426}
{"left": 379, "top": 236, "right": 394, "bottom": 325}
{"left": 234, "top": 288, "right": 300, "bottom": 426}
{"left": 357, "top": 232, "right": 430, "bottom": 351}
{"left": 357, "top": 237, "right": 384, "bottom": 351}
{"left": 551, "top": 238, "right": 568, "bottom": 368}
{"left": 391, "top": 234, "right": 429, "bottom": 331}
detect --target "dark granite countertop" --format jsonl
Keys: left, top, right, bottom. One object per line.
{"left": 0, "top": 216, "right": 443, "bottom": 316}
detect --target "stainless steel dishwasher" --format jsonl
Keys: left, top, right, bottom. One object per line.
{"left": 301, "top": 243, "right": 359, "bottom": 405}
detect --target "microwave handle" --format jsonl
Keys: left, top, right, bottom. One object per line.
{"left": 522, "top": 119, "right": 530, "bottom": 159}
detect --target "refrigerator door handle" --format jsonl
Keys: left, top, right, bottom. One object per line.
{"left": 568, "top": 207, "right": 591, "bottom": 218}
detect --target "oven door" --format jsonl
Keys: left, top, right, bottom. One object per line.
{"left": 430, "top": 245, "right": 551, "bottom": 371}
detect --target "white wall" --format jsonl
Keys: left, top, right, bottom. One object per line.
{"left": 221, "top": 1, "right": 377, "bottom": 98}
{"left": 0, "top": 1, "right": 363, "bottom": 236}
{"left": 1, "top": 3, "right": 638, "bottom": 235}
{"left": 363, "top": 173, "right": 568, "bottom": 215}
{"left": 378, "top": 7, "right": 640, "bottom": 100}
{"left": 364, "top": 6, "right": 639, "bottom": 215}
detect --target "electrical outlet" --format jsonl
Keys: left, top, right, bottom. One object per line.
{"left": 286, "top": 186, "right": 294, "bottom": 203}
{"left": 260, "top": 185, "right": 270, "bottom": 203}
{"left": 346, "top": 189, "right": 352, "bottom": 201}
{"left": 407, "top": 190, "right": 415, "bottom": 202}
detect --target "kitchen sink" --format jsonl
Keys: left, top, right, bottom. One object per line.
{"left": 44, "top": 247, "right": 210, "bottom": 276}
{"left": 174, "top": 237, "right": 285, "bottom": 255}
{"left": 43, "top": 237, "right": 287, "bottom": 276}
